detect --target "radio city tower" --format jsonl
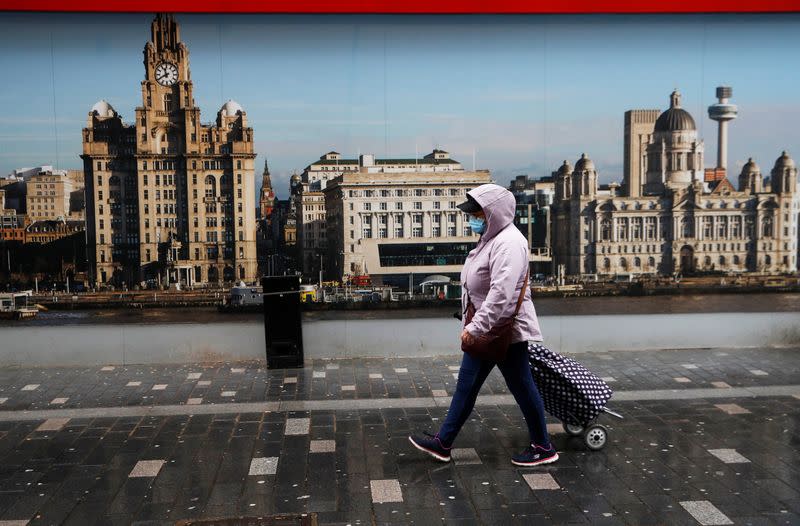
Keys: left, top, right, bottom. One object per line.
{"left": 707, "top": 86, "right": 738, "bottom": 170}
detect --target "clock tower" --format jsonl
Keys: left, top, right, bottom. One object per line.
{"left": 82, "top": 14, "right": 258, "bottom": 288}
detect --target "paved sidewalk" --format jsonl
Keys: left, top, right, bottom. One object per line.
{"left": 0, "top": 347, "right": 798, "bottom": 525}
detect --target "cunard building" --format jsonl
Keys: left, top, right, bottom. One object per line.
{"left": 552, "top": 88, "right": 798, "bottom": 277}
{"left": 81, "top": 14, "right": 257, "bottom": 288}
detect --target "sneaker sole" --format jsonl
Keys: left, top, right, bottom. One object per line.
{"left": 408, "top": 436, "right": 451, "bottom": 462}
{"left": 511, "top": 452, "right": 559, "bottom": 467}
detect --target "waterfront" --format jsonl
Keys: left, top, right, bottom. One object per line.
{"left": 1, "top": 292, "right": 797, "bottom": 328}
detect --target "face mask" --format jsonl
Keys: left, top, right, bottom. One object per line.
{"left": 469, "top": 216, "right": 486, "bottom": 235}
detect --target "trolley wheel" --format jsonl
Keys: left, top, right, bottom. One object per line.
{"left": 584, "top": 424, "right": 608, "bottom": 451}
{"left": 562, "top": 422, "right": 584, "bottom": 436}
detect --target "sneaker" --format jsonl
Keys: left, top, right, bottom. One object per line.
{"left": 408, "top": 431, "right": 452, "bottom": 462}
{"left": 511, "top": 443, "right": 559, "bottom": 467}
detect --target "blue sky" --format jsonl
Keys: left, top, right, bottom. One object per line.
{"left": 0, "top": 13, "right": 798, "bottom": 199}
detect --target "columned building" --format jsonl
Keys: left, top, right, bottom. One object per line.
{"left": 552, "top": 89, "right": 799, "bottom": 277}
{"left": 81, "top": 14, "right": 257, "bottom": 288}
{"left": 323, "top": 151, "right": 491, "bottom": 286}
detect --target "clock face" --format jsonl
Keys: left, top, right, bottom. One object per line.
{"left": 155, "top": 62, "right": 179, "bottom": 86}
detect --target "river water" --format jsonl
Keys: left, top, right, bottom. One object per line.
{"left": 2, "top": 292, "right": 798, "bottom": 327}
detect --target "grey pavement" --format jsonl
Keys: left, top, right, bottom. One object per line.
{"left": 0, "top": 347, "right": 797, "bottom": 525}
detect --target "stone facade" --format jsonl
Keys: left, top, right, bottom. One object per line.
{"left": 26, "top": 169, "right": 85, "bottom": 221}
{"left": 323, "top": 151, "right": 491, "bottom": 284}
{"left": 81, "top": 14, "right": 257, "bottom": 288}
{"left": 552, "top": 90, "right": 799, "bottom": 277}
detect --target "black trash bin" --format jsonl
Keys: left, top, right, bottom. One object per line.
{"left": 262, "top": 275, "right": 304, "bottom": 369}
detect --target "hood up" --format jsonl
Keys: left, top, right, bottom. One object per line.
{"left": 466, "top": 183, "right": 516, "bottom": 244}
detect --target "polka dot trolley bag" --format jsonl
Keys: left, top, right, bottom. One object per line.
{"left": 527, "top": 342, "right": 613, "bottom": 427}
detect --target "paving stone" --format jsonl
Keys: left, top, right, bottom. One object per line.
{"left": 310, "top": 440, "right": 336, "bottom": 453}
{"left": 101, "top": 366, "right": 115, "bottom": 371}
{"left": 186, "top": 398, "right": 202, "bottom": 405}
{"left": 152, "top": 384, "right": 168, "bottom": 390}
{"left": 674, "top": 377, "right": 692, "bottom": 383}
{"left": 0, "top": 521, "right": 31, "bottom": 526}
{"left": 187, "top": 373, "right": 202, "bottom": 380}
{"left": 50, "top": 398, "right": 69, "bottom": 405}
{"left": 285, "top": 418, "right": 310, "bottom": 435}
{"left": 451, "top": 448, "right": 482, "bottom": 465}
{"left": 601, "top": 376, "right": 617, "bottom": 383}
{"left": 36, "top": 418, "right": 70, "bottom": 431}
{"left": 248, "top": 457, "right": 278, "bottom": 475}
{"left": 431, "top": 390, "right": 448, "bottom": 398}
{"left": 128, "top": 459, "right": 165, "bottom": 478}
{"left": 749, "top": 369, "right": 769, "bottom": 376}
{"left": 707, "top": 449, "right": 750, "bottom": 464}
{"left": 325, "top": 363, "right": 339, "bottom": 370}
{"left": 679, "top": 500, "right": 733, "bottom": 525}
{"left": 126, "top": 381, "right": 142, "bottom": 387}
{"left": 368, "top": 373, "right": 383, "bottom": 379}
{"left": 0, "top": 398, "right": 8, "bottom": 404}
{"left": 523, "top": 473, "right": 560, "bottom": 490}
{"left": 341, "top": 385, "right": 355, "bottom": 391}
{"left": 283, "top": 377, "right": 298, "bottom": 384}
{"left": 711, "top": 382, "right": 732, "bottom": 388}
{"left": 231, "top": 368, "right": 246, "bottom": 373}
{"left": 312, "top": 371, "right": 326, "bottom": 379}
{"left": 21, "top": 384, "right": 39, "bottom": 391}
{"left": 546, "top": 423, "right": 563, "bottom": 435}
{"left": 714, "top": 403, "right": 751, "bottom": 415}
{"left": 394, "top": 368, "right": 408, "bottom": 373}
{"left": 197, "top": 380, "right": 212, "bottom": 387}
{"left": 370, "top": 479, "right": 403, "bottom": 503}
{"left": 682, "top": 364, "right": 699, "bottom": 370}
{"left": 221, "top": 391, "right": 237, "bottom": 397}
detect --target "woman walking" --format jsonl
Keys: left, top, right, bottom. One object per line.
{"left": 409, "top": 183, "right": 557, "bottom": 466}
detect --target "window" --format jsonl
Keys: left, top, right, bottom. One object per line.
{"left": 414, "top": 202, "right": 422, "bottom": 210}
{"left": 617, "top": 218, "right": 629, "bottom": 240}
{"left": 237, "top": 174, "right": 242, "bottom": 185}
{"left": 601, "top": 219, "right": 611, "bottom": 241}
{"left": 432, "top": 227, "right": 441, "bottom": 237}
{"left": 433, "top": 202, "right": 441, "bottom": 210}
{"left": 632, "top": 218, "right": 643, "bottom": 240}
{"left": 412, "top": 227, "right": 422, "bottom": 237}
{"left": 205, "top": 175, "right": 216, "bottom": 198}
{"left": 363, "top": 202, "right": 372, "bottom": 211}
{"left": 762, "top": 216, "right": 773, "bottom": 238}
{"left": 379, "top": 202, "right": 387, "bottom": 211}
{"left": 237, "top": 160, "right": 242, "bottom": 169}
{"left": 634, "top": 257, "right": 641, "bottom": 268}
{"left": 648, "top": 256, "right": 655, "bottom": 268}
{"left": 395, "top": 202, "right": 403, "bottom": 210}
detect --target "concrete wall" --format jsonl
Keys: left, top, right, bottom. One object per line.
{"left": 1, "top": 311, "right": 798, "bottom": 366}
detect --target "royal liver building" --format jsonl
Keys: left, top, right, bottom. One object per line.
{"left": 552, "top": 89, "right": 799, "bottom": 277}
{"left": 81, "top": 14, "right": 257, "bottom": 288}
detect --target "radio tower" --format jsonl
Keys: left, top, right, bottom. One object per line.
{"left": 707, "top": 86, "right": 738, "bottom": 170}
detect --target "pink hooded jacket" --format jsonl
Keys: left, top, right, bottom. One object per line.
{"left": 461, "top": 183, "right": 543, "bottom": 343}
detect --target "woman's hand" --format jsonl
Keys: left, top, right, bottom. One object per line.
{"left": 461, "top": 329, "right": 476, "bottom": 346}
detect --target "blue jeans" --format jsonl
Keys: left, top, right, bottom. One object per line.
{"left": 438, "top": 341, "right": 550, "bottom": 448}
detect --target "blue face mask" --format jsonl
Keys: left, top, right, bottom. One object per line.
{"left": 468, "top": 216, "right": 486, "bottom": 235}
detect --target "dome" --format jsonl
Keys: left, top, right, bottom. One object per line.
{"left": 219, "top": 99, "right": 244, "bottom": 117}
{"left": 91, "top": 100, "right": 117, "bottom": 118}
{"left": 290, "top": 173, "right": 302, "bottom": 183}
{"left": 741, "top": 157, "right": 760, "bottom": 175}
{"left": 574, "top": 153, "right": 595, "bottom": 172}
{"left": 556, "top": 160, "right": 572, "bottom": 176}
{"left": 773, "top": 151, "right": 795, "bottom": 170}
{"left": 654, "top": 90, "right": 696, "bottom": 133}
